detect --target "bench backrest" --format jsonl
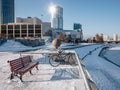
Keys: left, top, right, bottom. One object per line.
{"left": 21, "top": 56, "right": 32, "bottom": 66}
{"left": 8, "top": 56, "right": 32, "bottom": 72}
{"left": 8, "top": 58, "right": 24, "bottom": 72}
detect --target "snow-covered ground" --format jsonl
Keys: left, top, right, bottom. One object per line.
{"left": 0, "top": 40, "right": 51, "bottom": 52}
{"left": 0, "top": 40, "right": 120, "bottom": 90}
{"left": 0, "top": 40, "right": 88, "bottom": 90}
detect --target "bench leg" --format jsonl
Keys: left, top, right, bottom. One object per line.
{"left": 36, "top": 66, "right": 39, "bottom": 70}
{"left": 29, "top": 70, "right": 33, "bottom": 75}
{"left": 10, "top": 73, "right": 14, "bottom": 80}
{"left": 19, "top": 74, "right": 23, "bottom": 82}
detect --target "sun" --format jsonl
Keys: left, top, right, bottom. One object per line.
{"left": 49, "top": 5, "right": 56, "bottom": 17}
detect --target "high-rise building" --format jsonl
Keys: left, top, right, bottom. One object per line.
{"left": 73, "top": 23, "right": 83, "bottom": 40}
{"left": 113, "top": 33, "right": 118, "bottom": 41}
{"left": 50, "top": 5, "right": 63, "bottom": 30}
{"left": 42, "top": 22, "right": 51, "bottom": 35}
{"left": 73, "top": 23, "right": 82, "bottom": 30}
{"left": 0, "top": 0, "right": 14, "bottom": 24}
{"left": 103, "top": 35, "right": 109, "bottom": 41}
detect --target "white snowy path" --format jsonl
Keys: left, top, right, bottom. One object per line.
{"left": 75, "top": 45, "right": 120, "bottom": 90}
{"left": 0, "top": 40, "right": 86, "bottom": 90}
{"left": 0, "top": 52, "right": 85, "bottom": 90}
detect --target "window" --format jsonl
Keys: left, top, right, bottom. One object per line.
{"left": 21, "top": 25, "right": 27, "bottom": 29}
{"left": 1, "top": 30, "right": 6, "bottom": 33}
{"left": 15, "top": 25, "right": 20, "bottom": 29}
{"left": 35, "top": 25, "right": 41, "bottom": 28}
{"left": 22, "top": 30, "right": 27, "bottom": 33}
{"left": 15, "top": 30, "right": 20, "bottom": 33}
{"left": 28, "top": 25, "right": 34, "bottom": 29}
{"left": 8, "top": 25, "right": 13, "bottom": 29}
{"left": 22, "top": 34, "right": 27, "bottom": 37}
{"left": 29, "top": 34, "right": 34, "bottom": 37}
{"left": 1, "top": 25, "right": 6, "bottom": 29}
{"left": 8, "top": 30, "right": 13, "bottom": 33}
{"left": 35, "top": 30, "right": 41, "bottom": 33}
{"left": 28, "top": 30, "right": 34, "bottom": 33}
{"left": 15, "top": 34, "right": 20, "bottom": 37}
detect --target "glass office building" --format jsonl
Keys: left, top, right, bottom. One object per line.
{"left": 0, "top": 0, "right": 14, "bottom": 24}
{"left": 51, "top": 5, "right": 63, "bottom": 30}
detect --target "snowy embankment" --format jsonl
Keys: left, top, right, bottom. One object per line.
{"left": 0, "top": 40, "right": 50, "bottom": 52}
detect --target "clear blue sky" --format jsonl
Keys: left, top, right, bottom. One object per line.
{"left": 15, "top": 0, "right": 120, "bottom": 38}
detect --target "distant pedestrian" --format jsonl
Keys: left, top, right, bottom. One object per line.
{"left": 74, "top": 39, "right": 79, "bottom": 44}
{"left": 52, "top": 38, "right": 61, "bottom": 49}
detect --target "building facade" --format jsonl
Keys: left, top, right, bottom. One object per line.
{"left": 0, "top": 23, "right": 42, "bottom": 38}
{"left": 16, "top": 17, "right": 42, "bottom": 24}
{"left": 0, "top": 0, "right": 14, "bottom": 24}
{"left": 113, "top": 33, "right": 118, "bottom": 41}
{"left": 103, "top": 35, "right": 109, "bottom": 41}
{"left": 16, "top": 17, "right": 52, "bottom": 37}
{"left": 42, "top": 22, "right": 51, "bottom": 36}
{"left": 51, "top": 5, "right": 63, "bottom": 30}
{"left": 53, "top": 29, "right": 83, "bottom": 41}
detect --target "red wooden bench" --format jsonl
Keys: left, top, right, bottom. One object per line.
{"left": 7, "top": 56, "right": 39, "bottom": 82}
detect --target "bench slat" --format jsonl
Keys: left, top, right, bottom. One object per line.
{"left": 9, "top": 58, "right": 23, "bottom": 72}
{"left": 16, "top": 62, "right": 39, "bottom": 74}
{"left": 21, "top": 56, "right": 32, "bottom": 66}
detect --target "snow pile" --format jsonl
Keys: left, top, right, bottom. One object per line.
{"left": 0, "top": 40, "right": 48, "bottom": 52}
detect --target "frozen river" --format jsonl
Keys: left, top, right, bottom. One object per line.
{"left": 75, "top": 44, "right": 120, "bottom": 90}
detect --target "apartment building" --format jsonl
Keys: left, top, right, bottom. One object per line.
{"left": 0, "top": 23, "right": 42, "bottom": 38}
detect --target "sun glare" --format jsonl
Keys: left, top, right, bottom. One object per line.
{"left": 49, "top": 5, "right": 56, "bottom": 16}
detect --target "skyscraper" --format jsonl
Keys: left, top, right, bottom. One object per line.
{"left": 50, "top": 5, "right": 63, "bottom": 30}
{"left": 0, "top": 0, "right": 14, "bottom": 24}
{"left": 113, "top": 33, "right": 118, "bottom": 41}
{"left": 73, "top": 23, "right": 82, "bottom": 30}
